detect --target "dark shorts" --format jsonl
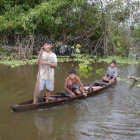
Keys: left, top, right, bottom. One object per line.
{"left": 107, "top": 75, "right": 114, "bottom": 80}
{"left": 72, "top": 84, "right": 79, "bottom": 92}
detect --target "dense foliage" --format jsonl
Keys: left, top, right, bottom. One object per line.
{"left": 0, "top": 0, "right": 140, "bottom": 58}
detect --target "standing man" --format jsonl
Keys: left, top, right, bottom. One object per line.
{"left": 34, "top": 40, "right": 57, "bottom": 103}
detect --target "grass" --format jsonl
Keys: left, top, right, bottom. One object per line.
{"left": 0, "top": 54, "right": 139, "bottom": 68}
{"left": 0, "top": 56, "right": 37, "bottom": 68}
{"left": 97, "top": 56, "right": 140, "bottom": 65}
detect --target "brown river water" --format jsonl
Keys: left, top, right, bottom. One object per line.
{"left": 0, "top": 62, "right": 140, "bottom": 140}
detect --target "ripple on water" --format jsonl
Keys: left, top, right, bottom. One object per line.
{"left": 1, "top": 63, "right": 140, "bottom": 140}
{"left": 72, "top": 83, "right": 140, "bottom": 140}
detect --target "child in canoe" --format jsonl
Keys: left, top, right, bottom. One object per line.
{"left": 103, "top": 60, "right": 118, "bottom": 83}
{"left": 34, "top": 40, "right": 57, "bottom": 104}
{"left": 64, "top": 70, "right": 87, "bottom": 97}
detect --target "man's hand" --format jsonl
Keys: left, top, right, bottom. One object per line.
{"left": 36, "top": 49, "right": 43, "bottom": 65}
{"left": 39, "top": 50, "right": 43, "bottom": 55}
{"left": 41, "top": 61, "right": 56, "bottom": 68}
{"left": 71, "top": 92, "right": 75, "bottom": 97}
{"left": 41, "top": 61, "right": 48, "bottom": 65}
{"left": 83, "top": 92, "right": 87, "bottom": 97}
{"left": 109, "top": 79, "right": 114, "bottom": 83}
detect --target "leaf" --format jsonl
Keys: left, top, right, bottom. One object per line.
{"left": 118, "top": 0, "right": 122, "bottom": 4}
{"left": 136, "top": 84, "right": 140, "bottom": 88}
{"left": 117, "top": 41, "right": 121, "bottom": 47}
{"left": 76, "top": 48, "right": 80, "bottom": 53}
{"left": 96, "top": 68, "right": 103, "bottom": 74}
{"left": 55, "top": 17, "right": 62, "bottom": 25}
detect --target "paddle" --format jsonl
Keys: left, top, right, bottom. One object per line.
{"left": 33, "top": 48, "right": 43, "bottom": 104}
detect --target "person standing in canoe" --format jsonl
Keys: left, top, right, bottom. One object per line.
{"left": 34, "top": 40, "right": 57, "bottom": 104}
{"left": 64, "top": 70, "right": 87, "bottom": 97}
{"left": 103, "top": 60, "right": 118, "bottom": 83}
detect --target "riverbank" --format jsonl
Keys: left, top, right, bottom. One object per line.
{"left": 97, "top": 56, "right": 140, "bottom": 65}
{"left": 0, "top": 55, "right": 139, "bottom": 68}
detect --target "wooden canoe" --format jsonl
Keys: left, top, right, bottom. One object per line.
{"left": 10, "top": 80, "right": 116, "bottom": 112}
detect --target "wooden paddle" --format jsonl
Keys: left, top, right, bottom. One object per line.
{"left": 33, "top": 48, "right": 43, "bottom": 104}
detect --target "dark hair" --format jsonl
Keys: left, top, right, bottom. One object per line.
{"left": 69, "top": 69, "right": 76, "bottom": 74}
{"left": 44, "top": 40, "right": 52, "bottom": 45}
{"left": 111, "top": 60, "right": 116, "bottom": 65}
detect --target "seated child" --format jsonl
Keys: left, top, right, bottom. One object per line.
{"left": 64, "top": 70, "right": 87, "bottom": 97}
{"left": 103, "top": 60, "right": 118, "bottom": 83}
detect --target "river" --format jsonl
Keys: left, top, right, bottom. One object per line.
{"left": 0, "top": 62, "right": 140, "bottom": 140}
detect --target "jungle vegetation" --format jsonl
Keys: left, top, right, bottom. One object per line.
{"left": 0, "top": 0, "right": 140, "bottom": 59}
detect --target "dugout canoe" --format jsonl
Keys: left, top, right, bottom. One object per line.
{"left": 10, "top": 80, "right": 116, "bottom": 112}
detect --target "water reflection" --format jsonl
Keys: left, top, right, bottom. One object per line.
{"left": 34, "top": 105, "right": 78, "bottom": 140}
{"left": 34, "top": 112, "right": 53, "bottom": 139}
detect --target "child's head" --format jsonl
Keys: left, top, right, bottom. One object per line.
{"left": 69, "top": 69, "right": 76, "bottom": 79}
{"left": 43, "top": 40, "right": 52, "bottom": 52}
{"left": 110, "top": 60, "right": 116, "bottom": 68}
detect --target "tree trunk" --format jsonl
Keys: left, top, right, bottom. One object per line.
{"left": 100, "top": 0, "right": 108, "bottom": 57}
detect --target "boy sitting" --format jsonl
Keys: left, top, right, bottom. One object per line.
{"left": 64, "top": 70, "right": 87, "bottom": 97}
{"left": 103, "top": 60, "right": 118, "bottom": 83}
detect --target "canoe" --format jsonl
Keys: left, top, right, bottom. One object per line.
{"left": 10, "top": 80, "right": 116, "bottom": 112}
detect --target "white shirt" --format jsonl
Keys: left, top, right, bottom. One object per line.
{"left": 40, "top": 51, "right": 57, "bottom": 80}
